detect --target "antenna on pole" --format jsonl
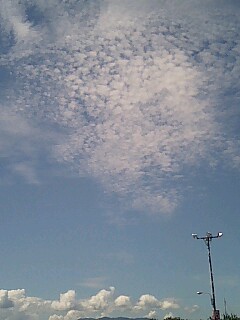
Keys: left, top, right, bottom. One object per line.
{"left": 224, "top": 297, "right": 227, "bottom": 316}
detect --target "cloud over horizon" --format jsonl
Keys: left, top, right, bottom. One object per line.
{"left": 0, "top": 0, "right": 239, "bottom": 214}
{"left": 0, "top": 286, "right": 184, "bottom": 320}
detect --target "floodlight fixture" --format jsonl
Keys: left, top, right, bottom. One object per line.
{"left": 192, "top": 233, "right": 198, "bottom": 239}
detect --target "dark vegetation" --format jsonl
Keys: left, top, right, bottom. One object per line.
{"left": 223, "top": 315, "right": 240, "bottom": 320}
{"left": 164, "top": 314, "right": 240, "bottom": 320}
{"left": 77, "top": 315, "right": 240, "bottom": 320}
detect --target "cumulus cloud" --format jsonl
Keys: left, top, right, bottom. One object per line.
{"left": 0, "top": 0, "right": 239, "bottom": 214}
{"left": 52, "top": 291, "right": 76, "bottom": 311}
{"left": 114, "top": 295, "right": 132, "bottom": 309}
{"left": 0, "top": 289, "right": 52, "bottom": 320}
{"left": 147, "top": 310, "right": 158, "bottom": 319}
{"left": 160, "top": 299, "right": 179, "bottom": 310}
{"left": 49, "top": 316, "right": 64, "bottom": 320}
{"left": 80, "top": 287, "right": 115, "bottom": 315}
{"left": 136, "top": 294, "right": 159, "bottom": 309}
{"left": 135, "top": 294, "right": 179, "bottom": 312}
{"left": 0, "top": 290, "right": 14, "bottom": 309}
{"left": 164, "top": 312, "right": 174, "bottom": 319}
{"left": 0, "top": 287, "right": 182, "bottom": 320}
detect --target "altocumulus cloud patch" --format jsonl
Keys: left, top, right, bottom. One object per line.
{"left": 0, "top": 0, "right": 240, "bottom": 214}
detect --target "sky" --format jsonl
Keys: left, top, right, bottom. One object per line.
{"left": 0, "top": 0, "right": 240, "bottom": 319}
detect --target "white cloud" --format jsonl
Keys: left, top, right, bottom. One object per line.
{"left": 0, "top": 107, "right": 63, "bottom": 184}
{"left": 136, "top": 294, "right": 159, "bottom": 309}
{"left": 164, "top": 312, "right": 174, "bottom": 319}
{"left": 8, "top": 289, "right": 26, "bottom": 301}
{"left": 52, "top": 291, "right": 76, "bottom": 311}
{"left": 0, "top": 290, "right": 14, "bottom": 309}
{"left": 184, "top": 304, "right": 200, "bottom": 314}
{"left": 49, "top": 315, "right": 64, "bottom": 320}
{"left": 1, "top": 0, "right": 240, "bottom": 215}
{"left": 160, "top": 299, "right": 179, "bottom": 310}
{"left": 146, "top": 310, "right": 158, "bottom": 319}
{"left": 80, "top": 287, "right": 115, "bottom": 315}
{"left": 63, "top": 310, "right": 84, "bottom": 320}
{"left": 13, "top": 161, "right": 39, "bottom": 184}
{"left": 135, "top": 295, "right": 179, "bottom": 312}
{"left": 114, "top": 295, "right": 132, "bottom": 309}
{"left": 0, "top": 0, "right": 40, "bottom": 57}
{"left": 0, "top": 287, "right": 183, "bottom": 319}
{"left": 0, "top": 289, "right": 52, "bottom": 319}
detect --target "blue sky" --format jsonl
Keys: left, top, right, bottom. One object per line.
{"left": 0, "top": 0, "right": 240, "bottom": 319}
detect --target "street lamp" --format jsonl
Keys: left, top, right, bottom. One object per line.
{"left": 197, "top": 291, "right": 214, "bottom": 310}
{"left": 192, "top": 232, "right": 223, "bottom": 320}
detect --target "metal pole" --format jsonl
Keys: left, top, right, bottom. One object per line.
{"left": 206, "top": 237, "right": 217, "bottom": 313}
{"left": 192, "top": 232, "right": 222, "bottom": 320}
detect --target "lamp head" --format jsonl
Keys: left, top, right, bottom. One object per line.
{"left": 197, "top": 291, "right": 203, "bottom": 295}
{"left": 192, "top": 233, "right": 198, "bottom": 239}
{"left": 218, "top": 232, "right": 223, "bottom": 237}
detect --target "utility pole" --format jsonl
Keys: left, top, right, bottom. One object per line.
{"left": 192, "top": 232, "right": 223, "bottom": 320}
